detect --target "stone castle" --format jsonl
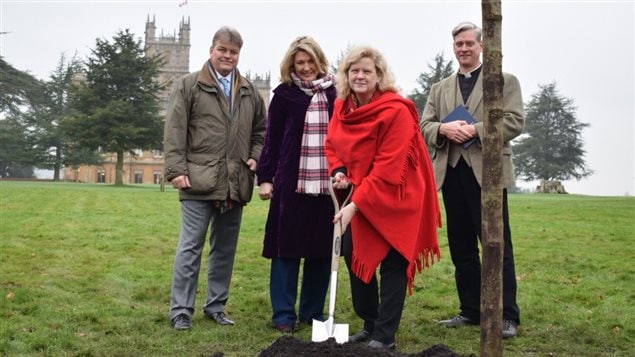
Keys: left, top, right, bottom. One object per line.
{"left": 66, "top": 17, "right": 271, "bottom": 184}
{"left": 144, "top": 15, "right": 191, "bottom": 111}
{"left": 143, "top": 15, "right": 271, "bottom": 112}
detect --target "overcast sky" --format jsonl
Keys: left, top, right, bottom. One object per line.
{"left": 1, "top": 0, "right": 633, "bottom": 196}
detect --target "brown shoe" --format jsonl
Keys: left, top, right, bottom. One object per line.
{"left": 274, "top": 323, "right": 296, "bottom": 333}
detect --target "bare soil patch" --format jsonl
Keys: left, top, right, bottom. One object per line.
{"left": 219, "top": 335, "right": 474, "bottom": 356}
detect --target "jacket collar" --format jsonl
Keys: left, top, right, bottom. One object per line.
{"left": 273, "top": 82, "right": 336, "bottom": 105}
{"left": 196, "top": 60, "right": 247, "bottom": 90}
{"left": 442, "top": 72, "right": 483, "bottom": 116}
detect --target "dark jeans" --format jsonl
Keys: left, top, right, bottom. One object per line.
{"left": 269, "top": 257, "right": 330, "bottom": 326}
{"left": 342, "top": 229, "right": 408, "bottom": 344}
{"left": 441, "top": 158, "right": 520, "bottom": 324}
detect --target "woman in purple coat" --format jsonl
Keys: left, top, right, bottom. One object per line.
{"left": 257, "top": 36, "right": 336, "bottom": 332}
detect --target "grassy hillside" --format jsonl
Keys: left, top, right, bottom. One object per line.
{"left": 1, "top": 182, "right": 633, "bottom": 356}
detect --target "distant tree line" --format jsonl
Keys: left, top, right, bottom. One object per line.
{"left": 1, "top": 37, "right": 590, "bottom": 186}
{"left": 1, "top": 29, "right": 163, "bottom": 185}
{"left": 407, "top": 53, "right": 591, "bottom": 184}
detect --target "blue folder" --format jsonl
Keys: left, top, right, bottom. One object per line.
{"left": 442, "top": 105, "right": 477, "bottom": 149}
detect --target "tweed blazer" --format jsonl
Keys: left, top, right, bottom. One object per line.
{"left": 420, "top": 71, "right": 524, "bottom": 189}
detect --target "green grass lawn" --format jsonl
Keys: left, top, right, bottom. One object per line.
{"left": 1, "top": 181, "right": 633, "bottom": 356}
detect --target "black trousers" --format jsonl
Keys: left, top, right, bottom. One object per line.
{"left": 342, "top": 228, "right": 408, "bottom": 344}
{"left": 441, "top": 158, "right": 520, "bottom": 324}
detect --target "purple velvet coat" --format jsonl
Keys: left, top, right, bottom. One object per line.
{"left": 257, "top": 82, "right": 337, "bottom": 258}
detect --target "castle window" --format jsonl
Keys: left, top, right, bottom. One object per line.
{"left": 153, "top": 171, "right": 162, "bottom": 184}
{"left": 97, "top": 170, "right": 106, "bottom": 183}
{"left": 134, "top": 170, "right": 143, "bottom": 184}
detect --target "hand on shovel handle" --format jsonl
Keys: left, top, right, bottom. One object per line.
{"left": 333, "top": 202, "right": 357, "bottom": 234}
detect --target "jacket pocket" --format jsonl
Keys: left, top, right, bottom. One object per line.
{"left": 186, "top": 159, "right": 219, "bottom": 194}
{"left": 238, "top": 158, "right": 256, "bottom": 203}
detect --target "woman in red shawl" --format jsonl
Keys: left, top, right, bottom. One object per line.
{"left": 325, "top": 46, "right": 442, "bottom": 350}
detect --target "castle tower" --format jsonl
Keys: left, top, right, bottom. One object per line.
{"left": 178, "top": 17, "right": 190, "bottom": 45}
{"left": 144, "top": 15, "right": 156, "bottom": 42}
{"left": 144, "top": 15, "right": 191, "bottom": 112}
{"left": 246, "top": 71, "right": 272, "bottom": 106}
{"left": 144, "top": 16, "right": 272, "bottom": 111}
{"left": 62, "top": 17, "right": 272, "bottom": 184}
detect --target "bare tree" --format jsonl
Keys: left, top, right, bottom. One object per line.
{"left": 481, "top": 1, "right": 504, "bottom": 356}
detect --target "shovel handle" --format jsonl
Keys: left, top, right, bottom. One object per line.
{"left": 328, "top": 177, "right": 353, "bottom": 211}
{"left": 328, "top": 179, "right": 353, "bottom": 272}
{"left": 331, "top": 224, "right": 343, "bottom": 272}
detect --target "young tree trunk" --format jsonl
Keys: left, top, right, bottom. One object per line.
{"left": 115, "top": 150, "right": 124, "bottom": 186}
{"left": 53, "top": 145, "right": 61, "bottom": 181}
{"left": 481, "top": 1, "right": 504, "bottom": 356}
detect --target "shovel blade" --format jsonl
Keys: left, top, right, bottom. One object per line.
{"left": 311, "top": 318, "right": 349, "bottom": 344}
{"left": 332, "top": 323, "right": 349, "bottom": 344}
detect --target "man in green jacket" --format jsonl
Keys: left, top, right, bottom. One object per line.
{"left": 164, "top": 26, "right": 266, "bottom": 330}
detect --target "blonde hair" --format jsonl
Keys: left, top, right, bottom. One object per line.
{"left": 279, "top": 36, "right": 330, "bottom": 84}
{"left": 335, "top": 46, "right": 398, "bottom": 100}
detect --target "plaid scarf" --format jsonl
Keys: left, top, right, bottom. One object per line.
{"left": 292, "top": 72, "right": 335, "bottom": 195}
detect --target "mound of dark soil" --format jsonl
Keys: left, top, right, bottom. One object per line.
{"left": 255, "top": 336, "right": 471, "bottom": 357}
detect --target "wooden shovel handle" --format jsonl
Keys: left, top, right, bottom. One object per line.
{"left": 328, "top": 179, "right": 353, "bottom": 271}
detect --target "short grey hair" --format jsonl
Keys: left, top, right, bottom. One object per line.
{"left": 212, "top": 26, "right": 243, "bottom": 49}
{"left": 452, "top": 21, "right": 482, "bottom": 42}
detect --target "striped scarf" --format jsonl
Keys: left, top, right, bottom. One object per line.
{"left": 292, "top": 72, "right": 334, "bottom": 195}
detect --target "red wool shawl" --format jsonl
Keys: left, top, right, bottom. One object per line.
{"left": 325, "top": 91, "right": 442, "bottom": 293}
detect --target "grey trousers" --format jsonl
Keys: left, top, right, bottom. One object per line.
{"left": 169, "top": 199, "right": 243, "bottom": 321}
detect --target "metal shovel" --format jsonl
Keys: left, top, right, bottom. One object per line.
{"left": 311, "top": 180, "right": 352, "bottom": 344}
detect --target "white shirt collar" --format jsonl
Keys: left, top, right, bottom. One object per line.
{"left": 458, "top": 63, "right": 482, "bottom": 78}
{"left": 215, "top": 70, "right": 232, "bottom": 84}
